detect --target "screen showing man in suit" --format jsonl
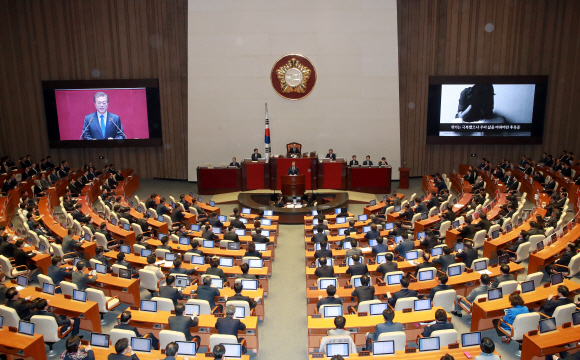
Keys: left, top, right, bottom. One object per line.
{"left": 53, "top": 88, "right": 150, "bottom": 140}
{"left": 82, "top": 92, "right": 126, "bottom": 140}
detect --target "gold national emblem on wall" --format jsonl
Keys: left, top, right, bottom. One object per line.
{"left": 270, "top": 54, "right": 317, "bottom": 100}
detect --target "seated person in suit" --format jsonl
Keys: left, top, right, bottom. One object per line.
{"left": 157, "top": 236, "right": 173, "bottom": 251}
{"left": 338, "top": 230, "right": 355, "bottom": 249}
{"left": 108, "top": 338, "right": 139, "bottom": 360}
{"left": 491, "top": 293, "right": 529, "bottom": 341}
{"left": 215, "top": 305, "right": 248, "bottom": 354}
{"left": 365, "top": 308, "right": 404, "bottom": 349}
{"left": 236, "top": 263, "right": 257, "bottom": 280}
{"left": 274, "top": 193, "right": 285, "bottom": 207}
{"left": 456, "top": 240, "right": 479, "bottom": 269}
{"left": 5, "top": 287, "right": 34, "bottom": 320}
{"left": 315, "top": 257, "right": 334, "bottom": 278}
{"left": 30, "top": 298, "right": 81, "bottom": 337}
{"left": 71, "top": 261, "right": 97, "bottom": 290}
{"left": 156, "top": 197, "right": 170, "bottom": 217}
{"left": 311, "top": 225, "right": 328, "bottom": 243}
{"left": 94, "top": 246, "right": 112, "bottom": 273}
{"left": 378, "top": 157, "right": 389, "bottom": 166}
{"left": 427, "top": 273, "right": 451, "bottom": 300}
{"left": 251, "top": 148, "right": 261, "bottom": 161}
{"left": 287, "top": 161, "right": 299, "bottom": 175}
{"left": 365, "top": 224, "right": 380, "bottom": 240}
{"left": 377, "top": 253, "right": 398, "bottom": 277}
{"left": 314, "top": 241, "right": 332, "bottom": 259}
{"left": 474, "top": 338, "right": 500, "bottom": 360}
{"left": 328, "top": 316, "right": 349, "bottom": 336}
{"left": 400, "top": 203, "right": 414, "bottom": 221}
{"left": 230, "top": 214, "right": 246, "bottom": 229}
{"left": 420, "top": 230, "right": 438, "bottom": 252}
{"left": 414, "top": 252, "right": 435, "bottom": 277}
{"left": 159, "top": 275, "right": 184, "bottom": 306}
{"left": 349, "top": 155, "right": 359, "bottom": 166}
{"left": 62, "top": 228, "right": 85, "bottom": 258}
{"left": 205, "top": 257, "right": 228, "bottom": 282}
{"left": 208, "top": 211, "right": 223, "bottom": 228}
{"left": 229, "top": 157, "right": 240, "bottom": 168}
{"left": 196, "top": 276, "right": 221, "bottom": 312}
{"left": 387, "top": 276, "right": 417, "bottom": 307}
{"left": 394, "top": 233, "right": 415, "bottom": 256}
{"left": 346, "top": 254, "right": 368, "bottom": 276}
{"left": 144, "top": 254, "right": 164, "bottom": 280}
{"left": 185, "top": 239, "right": 204, "bottom": 256}
{"left": 115, "top": 252, "right": 137, "bottom": 275}
{"left": 223, "top": 225, "right": 239, "bottom": 242}
{"left": 452, "top": 274, "right": 491, "bottom": 317}
{"left": 168, "top": 303, "right": 200, "bottom": 343}
{"left": 169, "top": 258, "right": 198, "bottom": 276}
{"left": 422, "top": 308, "right": 454, "bottom": 337}
{"left": 317, "top": 284, "right": 342, "bottom": 311}
{"left": 288, "top": 143, "right": 300, "bottom": 154}
{"left": 491, "top": 264, "right": 515, "bottom": 288}
{"left": 303, "top": 193, "right": 316, "bottom": 207}
{"left": 350, "top": 275, "right": 375, "bottom": 311}
{"left": 539, "top": 285, "right": 573, "bottom": 317}
{"left": 243, "top": 242, "right": 262, "bottom": 259}
{"left": 13, "top": 239, "right": 38, "bottom": 278}
{"left": 363, "top": 155, "right": 373, "bottom": 166}
{"left": 388, "top": 221, "right": 406, "bottom": 237}
{"left": 371, "top": 236, "right": 389, "bottom": 255}
{"left": 225, "top": 282, "right": 259, "bottom": 310}
{"left": 345, "top": 239, "right": 363, "bottom": 258}
{"left": 326, "top": 149, "right": 336, "bottom": 161}
{"left": 114, "top": 311, "right": 160, "bottom": 350}
{"left": 145, "top": 194, "right": 157, "bottom": 210}
{"left": 414, "top": 197, "right": 428, "bottom": 214}
{"left": 202, "top": 224, "right": 219, "bottom": 240}
{"left": 252, "top": 228, "right": 269, "bottom": 243}
{"left": 47, "top": 256, "right": 73, "bottom": 290}
{"left": 546, "top": 242, "right": 576, "bottom": 276}
{"left": 170, "top": 207, "right": 186, "bottom": 225}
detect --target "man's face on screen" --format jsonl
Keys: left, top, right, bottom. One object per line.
{"left": 95, "top": 96, "right": 109, "bottom": 115}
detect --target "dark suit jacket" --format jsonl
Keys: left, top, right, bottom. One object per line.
{"left": 312, "top": 233, "right": 328, "bottom": 243}
{"left": 316, "top": 296, "right": 342, "bottom": 310}
{"left": 433, "top": 254, "right": 456, "bottom": 272}
{"left": 108, "top": 353, "right": 139, "bottom": 360}
{"left": 215, "top": 316, "right": 246, "bottom": 341}
{"left": 47, "top": 264, "right": 72, "bottom": 285}
{"left": 72, "top": 271, "right": 97, "bottom": 290}
{"left": 388, "top": 288, "right": 418, "bottom": 307}
{"left": 422, "top": 321, "right": 454, "bottom": 337}
{"left": 541, "top": 297, "right": 573, "bottom": 317}
{"left": 205, "top": 267, "right": 227, "bottom": 282}
{"left": 459, "top": 224, "right": 477, "bottom": 240}
{"left": 0, "top": 284, "right": 7, "bottom": 304}
{"left": 287, "top": 167, "right": 300, "bottom": 175}
{"left": 349, "top": 160, "right": 359, "bottom": 166}
{"left": 223, "top": 232, "right": 239, "bottom": 242}
{"left": 326, "top": 153, "right": 337, "bottom": 160}
{"left": 377, "top": 262, "right": 398, "bottom": 276}
{"left": 229, "top": 293, "right": 257, "bottom": 309}
{"left": 314, "top": 249, "right": 333, "bottom": 259}
{"left": 371, "top": 243, "right": 389, "bottom": 255}
{"left": 196, "top": 285, "right": 220, "bottom": 309}
{"left": 30, "top": 310, "right": 69, "bottom": 326}
{"left": 229, "top": 162, "right": 240, "bottom": 168}
{"left": 168, "top": 315, "right": 199, "bottom": 341}
{"left": 252, "top": 234, "right": 269, "bottom": 243}
{"left": 145, "top": 198, "right": 156, "bottom": 210}
{"left": 230, "top": 219, "right": 246, "bottom": 229}
{"left": 159, "top": 285, "right": 183, "bottom": 306}
{"left": 351, "top": 285, "right": 375, "bottom": 307}
{"left": 346, "top": 263, "right": 368, "bottom": 276}
{"left": 315, "top": 266, "right": 334, "bottom": 278}
{"left": 428, "top": 284, "right": 452, "bottom": 299}
{"left": 363, "top": 161, "right": 373, "bottom": 166}
{"left": 81, "top": 112, "right": 125, "bottom": 139}
{"left": 251, "top": 153, "right": 261, "bottom": 161}
{"left": 457, "top": 248, "right": 479, "bottom": 268}
{"left": 13, "top": 248, "right": 35, "bottom": 267}
{"left": 5, "top": 299, "right": 34, "bottom": 320}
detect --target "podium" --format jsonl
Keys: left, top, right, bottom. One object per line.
{"left": 399, "top": 167, "right": 410, "bottom": 189}
{"left": 281, "top": 175, "right": 305, "bottom": 196}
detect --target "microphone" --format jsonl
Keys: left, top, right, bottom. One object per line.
{"left": 79, "top": 118, "right": 94, "bottom": 140}
{"left": 108, "top": 118, "right": 127, "bottom": 139}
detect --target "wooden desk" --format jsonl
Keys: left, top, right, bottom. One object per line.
{"left": 114, "top": 173, "right": 139, "bottom": 199}
{"left": 521, "top": 324, "right": 580, "bottom": 360}
{"left": 180, "top": 285, "right": 265, "bottom": 321}
{"left": 318, "top": 160, "right": 347, "bottom": 190}
{"left": 528, "top": 222, "right": 580, "bottom": 273}
{"left": 481, "top": 208, "right": 546, "bottom": 259}
{"left": 309, "top": 347, "right": 500, "bottom": 360}
{"left": 0, "top": 326, "right": 47, "bottom": 360}
{"left": 91, "top": 346, "right": 250, "bottom": 360}
{"left": 304, "top": 263, "right": 524, "bottom": 314}
{"left": 241, "top": 160, "right": 270, "bottom": 191}
{"left": 20, "top": 286, "right": 102, "bottom": 332}
{"left": 307, "top": 308, "right": 450, "bottom": 350}
{"left": 66, "top": 271, "right": 141, "bottom": 306}
{"left": 104, "top": 251, "right": 270, "bottom": 296}
{"left": 362, "top": 194, "right": 405, "bottom": 216}
{"left": 120, "top": 311, "right": 260, "bottom": 354}
{"left": 450, "top": 171, "right": 472, "bottom": 194}
{"left": 184, "top": 195, "right": 220, "bottom": 215}
{"left": 197, "top": 167, "right": 242, "bottom": 195}
{"left": 347, "top": 166, "right": 392, "bottom": 194}
{"left": 303, "top": 213, "right": 354, "bottom": 225}
{"left": 470, "top": 279, "right": 580, "bottom": 331}
{"left": 146, "top": 239, "right": 273, "bottom": 276}
{"left": 79, "top": 200, "right": 136, "bottom": 246}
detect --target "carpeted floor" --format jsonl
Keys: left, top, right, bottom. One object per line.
{"left": 37, "top": 177, "right": 579, "bottom": 359}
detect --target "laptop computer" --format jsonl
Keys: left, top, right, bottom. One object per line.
{"left": 539, "top": 318, "right": 557, "bottom": 333}
{"left": 233, "top": 306, "right": 245, "bottom": 319}
{"left": 174, "top": 275, "right": 190, "bottom": 288}
{"left": 95, "top": 263, "right": 107, "bottom": 275}
{"left": 372, "top": 340, "right": 395, "bottom": 356}
{"left": 520, "top": 280, "right": 535, "bottom": 294}
{"left": 18, "top": 320, "right": 34, "bottom": 336}
{"left": 248, "top": 259, "right": 263, "bottom": 268}
{"left": 358, "top": 214, "right": 368, "bottom": 222}
{"left": 131, "top": 337, "right": 152, "bottom": 353}
{"left": 119, "top": 268, "right": 132, "bottom": 279}
{"left": 119, "top": 245, "right": 131, "bottom": 254}
{"left": 323, "top": 305, "right": 342, "bottom": 318}
{"left": 387, "top": 274, "right": 402, "bottom": 285}
{"left": 240, "top": 279, "right": 259, "bottom": 291}
{"left": 369, "top": 303, "right": 389, "bottom": 316}
{"left": 473, "top": 260, "right": 488, "bottom": 271}
{"left": 176, "top": 341, "right": 197, "bottom": 356}
{"left": 572, "top": 311, "right": 580, "bottom": 326}
{"left": 183, "top": 304, "right": 200, "bottom": 317}
{"left": 141, "top": 249, "right": 153, "bottom": 257}
{"left": 448, "top": 265, "right": 462, "bottom": 277}
{"left": 369, "top": 200, "right": 376, "bottom": 206}
{"left": 487, "top": 288, "right": 503, "bottom": 301}
{"left": 418, "top": 270, "right": 434, "bottom": 281}
{"left": 405, "top": 251, "right": 418, "bottom": 261}
{"left": 90, "top": 333, "right": 111, "bottom": 348}
{"left": 498, "top": 255, "right": 510, "bottom": 265}
{"left": 414, "top": 299, "right": 432, "bottom": 311}
{"left": 211, "top": 278, "right": 224, "bottom": 289}
{"left": 228, "top": 242, "right": 241, "bottom": 250}
{"left": 219, "top": 258, "right": 234, "bottom": 267}
{"left": 551, "top": 273, "right": 563, "bottom": 286}
{"left": 431, "top": 247, "right": 443, "bottom": 256}
{"left": 72, "top": 289, "right": 87, "bottom": 302}
{"left": 461, "top": 332, "right": 482, "bottom": 347}
{"left": 222, "top": 343, "right": 243, "bottom": 359}
{"left": 42, "top": 282, "right": 55, "bottom": 295}
{"left": 418, "top": 337, "right": 440, "bottom": 352}
{"left": 140, "top": 300, "right": 158, "bottom": 312}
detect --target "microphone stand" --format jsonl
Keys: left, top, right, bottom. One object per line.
{"left": 79, "top": 118, "right": 94, "bottom": 139}
{"left": 108, "top": 118, "right": 127, "bottom": 139}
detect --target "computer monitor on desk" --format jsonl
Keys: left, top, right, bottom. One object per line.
{"left": 131, "top": 337, "right": 152, "bottom": 353}
{"left": 418, "top": 337, "right": 440, "bottom": 352}
{"left": 90, "top": 333, "right": 110, "bottom": 348}
{"left": 487, "top": 288, "right": 502, "bottom": 301}
{"left": 326, "top": 343, "right": 349, "bottom": 358}
{"left": 323, "top": 305, "right": 342, "bottom": 318}
{"left": 372, "top": 340, "right": 395, "bottom": 356}
{"left": 461, "top": 332, "right": 481, "bottom": 347}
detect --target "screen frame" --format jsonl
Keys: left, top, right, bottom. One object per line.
{"left": 426, "top": 75, "right": 548, "bottom": 145}
{"left": 41, "top": 79, "right": 163, "bottom": 148}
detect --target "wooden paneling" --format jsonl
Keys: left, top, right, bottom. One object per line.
{"left": 398, "top": 0, "right": 580, "bottom": 177}
{"left": 0, "top": 0, "right": 187, "bottom": 179}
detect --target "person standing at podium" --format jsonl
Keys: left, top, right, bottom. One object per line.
{"left": 349, "top": 155, "right": 358, "bottom": 166}
{"left": 326, "top": 149, "right": 336, "bottom": 160}
{"left": 251, "top": 149, "right": 261, "bottom": 161}
{"left": 287, "top": 161, "right": 299, "bottom": 175}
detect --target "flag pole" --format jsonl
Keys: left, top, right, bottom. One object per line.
{"left": 265, "top": 103, "right": 271, "bottom": 161}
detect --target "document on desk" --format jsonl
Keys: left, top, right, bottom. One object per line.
{"left": 477, "top": 270, "right": 492, "bottom": 275}
{"left": 361, "top": 247, "right": 372, "bottom": 253}
{"left": 408, "top": 260, "right": 418, "bottom": 266}
{"left": 155, "top": 260, "right": 174, "bottom": 267}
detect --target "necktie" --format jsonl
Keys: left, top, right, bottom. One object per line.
{"left": 100, "top": 114, "right": 106, "bottom": 137}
